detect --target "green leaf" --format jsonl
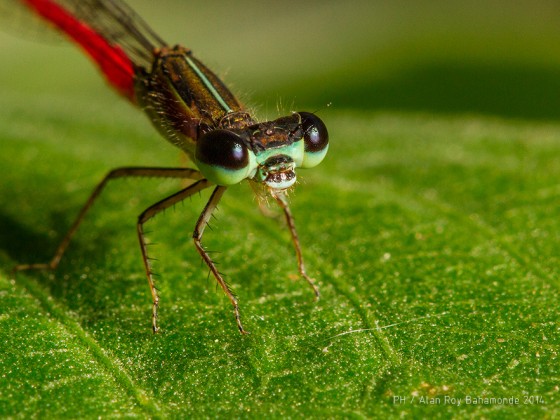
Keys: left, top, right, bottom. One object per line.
{"left": 1, "top": 0, "right": 559, "bottom": 417}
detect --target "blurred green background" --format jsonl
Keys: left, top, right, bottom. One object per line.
{"left": 3, "top": 0, "right": 560, "bottom": 119}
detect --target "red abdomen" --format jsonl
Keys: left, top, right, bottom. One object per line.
{"left": 22, "top": 0, "right": 136, "bottom": 100}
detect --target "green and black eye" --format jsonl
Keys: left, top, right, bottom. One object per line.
{"left": 298, "top": 112, "right": 329, "bottom": 168}
{"left": 195, "top": 130, "right": 256, "bottom": 185}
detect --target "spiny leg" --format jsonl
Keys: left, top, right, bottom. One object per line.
{"left": 272, "top": 190, "right": 320, "bottom": 298}
{"left": 12, "top": 167, "right": 203, "bottom": 276}
{"left": 192, "top": 186, "right": 249, "bottom": 335}
{"left": 137, "top": 179, "right": 213, "bottom": 333}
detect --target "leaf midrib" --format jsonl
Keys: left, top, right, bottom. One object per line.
{"left": 11, "top": 271, "right": 163, "bottom": 417}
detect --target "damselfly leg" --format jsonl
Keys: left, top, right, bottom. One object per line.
{"left": 12, "top": 167, "right": 203, "bottom": 274}
{"left": 192, "top": 186, "right": 249, "bottom": 334}
{"left": 272, "top": 190, "right": 320, "bottom": 299}
{"left": 12, "top": 167, "right": 207, "bottom": 332}
{"left": 136, "top": 178, "right": 213, "bottom": 333}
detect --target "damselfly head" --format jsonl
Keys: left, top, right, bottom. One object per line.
{"left": 256, "top": 155, "right": 297, "bottom": 190}
{"left": 194, "top": 112, "right": 329, "bottom": 188}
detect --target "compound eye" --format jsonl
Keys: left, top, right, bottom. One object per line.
{"left": 195, "top": 130, "right": 253, "bottom": 185}
{"left": 298, "top": 112, "right": 329, "bottom": 168}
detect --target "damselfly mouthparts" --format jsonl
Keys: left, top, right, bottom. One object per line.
{"left": 10, "top": 0, "right": 329, "bottom": 334}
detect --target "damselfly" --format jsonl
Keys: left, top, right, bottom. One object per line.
{"left": 10, "top": 0, "right": 329, "bottom": 334}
